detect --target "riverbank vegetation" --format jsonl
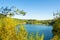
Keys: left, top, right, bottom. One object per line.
{"left": 0, "top": 16, "right": 44, "bottom": 40}
{"left": 0, "top": 7, "right": 44, "bottom": 40}
{"left": 14, "top": 19, "right": 51, "bottom": 25}
{"left": 51, "top": 11, "right": 60, "bottom": 40}
{"left": 0, "top": 6, "right": 60, "bottom": 40}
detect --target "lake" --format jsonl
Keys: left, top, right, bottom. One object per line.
{"left": 16, "top": 24, "right": 53, "bottom": 40}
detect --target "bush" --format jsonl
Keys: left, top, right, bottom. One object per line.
{"left": 0, "top": 17, "right": 44, "bottom": 40}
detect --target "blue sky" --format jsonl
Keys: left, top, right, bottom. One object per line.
{"left": 0, "top": 0, "right": 60, "bottom": 20}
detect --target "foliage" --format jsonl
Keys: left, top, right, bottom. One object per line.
{"left": 0, "top": 6, "right": 26, "bottom": 17}
{"left": 51, "top": 35, "right": 60, "bottom": 40}
{"left": 52, "top": 11, "right": 60, "bottom": 40}
{"left": 0, "top": 16, "right": 44, "bottom": 40}
{"left": 53, "top": 10, "right": 60, "bottom": 19}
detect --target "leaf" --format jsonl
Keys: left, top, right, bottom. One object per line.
{"left": 20, "top": 10, "right": 26, "bottom": 16}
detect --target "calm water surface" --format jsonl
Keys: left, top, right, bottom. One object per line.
{"left": 16, "top": 24, "right": 53, "bottom": 40}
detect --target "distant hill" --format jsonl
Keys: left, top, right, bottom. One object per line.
{"left": 0, "top": 14, "right": 53, "bottom": 25}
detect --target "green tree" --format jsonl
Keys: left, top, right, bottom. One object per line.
{"left": 0, "top": 6, "right": 26, "bottom": 17}
{"left": 52, "top": 10, "right": 60, "bottom": 40}
{"left": 53, "top": 10, "right": 60, "bottom": 19}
